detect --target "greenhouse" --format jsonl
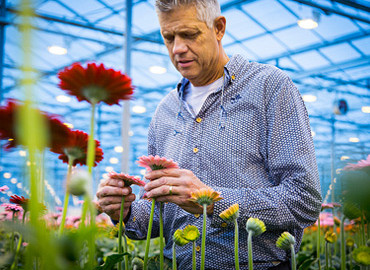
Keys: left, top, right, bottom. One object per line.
{"left": 0, "top": 0, "right": 369, "bottom": 269}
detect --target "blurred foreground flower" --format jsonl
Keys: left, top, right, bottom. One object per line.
{"left": 247, "top": 218, "right": 266, "bottom": 270}
{"left": 68, "top": 169, "right": 91, "bottom": 196}
{"left": 276, "top": 232, "right": 296, "bottom": 270}
{"left": 352, "top": 246, "right": 370, "bottom": 266}
{"left": 137, "top": 155, "right": 179, "bottom": 270}
{"left": 0, "top": 185, "right": 9, "bottom": 193}
{"left": 58, "top": 62, "right": 133, "bottom": 105}
{"left": 1, "top": 203, "right": 22, "bottom": 213}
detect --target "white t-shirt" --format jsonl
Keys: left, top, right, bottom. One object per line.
{"left": 185, "top": 76, "right": 224, "bottom": 115}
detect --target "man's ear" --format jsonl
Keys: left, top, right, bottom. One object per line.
{"left": 214, "top": 16, "right": 226, "bottom": 41}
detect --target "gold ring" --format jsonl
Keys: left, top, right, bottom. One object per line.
{"left": 169, "top": 186, "right": 173, "bottom": 196}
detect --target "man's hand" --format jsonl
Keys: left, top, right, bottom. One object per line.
{"left": 144, "top": 169, "right": 214, "bottom": 215}
{"left": 96, "top": 178, "right": 136, "bottom": 221}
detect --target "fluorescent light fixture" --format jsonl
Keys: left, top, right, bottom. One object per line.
{"left": 298, "top": 10, "right": 320, "bottom": 30}
{"left": 132, "top": 105, "right": 146, "bottom": 114}
{"left": 63, "top": 123, "right": 74, "bottom": 129}
{"left": 302, "top": 94, "right": 317, "bottom": 102}
{"left": 149, "top": 65, "right": 167, "bottom": 74}
{"left": 3, "top": 173, "right": 11, "bottom": 179}
{"left": 129, "top": 130, "right": 134, "bottom": 136}
{"left": 56, "top": 95, "right": 71, "bottom": 103}
{"left": 16, "top": 183, "right": 22, "bottom": 188}
{"left": 10, "top": 178, "right": 17, "bottom": 184}
{"left": 109, "top": 157, "right": 119, "bottom": 164}
{"left": 19, "top": 150, "right": 27, "bottom": 157}
{"left": 362, "top": 106, "right": 370, "bottom": 113}
{"left": 48, "top": 45, "right": 67, "bottom": 55}
{"left": 140, "top": 169, "right": 147, "bottom": 175}
{"left": 114, "top": 146, "right": 124, "bottom": 153}
{"left": 311, "top": 131, "right": 316, "bottom": 137}
{"left": 340, "top": 156, "right": 350, "bottom": 161}
{"left": 349, "top": 137, "right": 360, "bottom": 143}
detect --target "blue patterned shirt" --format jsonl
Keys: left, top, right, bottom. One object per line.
{"left": 125, "top": 54, "right": 322, "bottom": 269}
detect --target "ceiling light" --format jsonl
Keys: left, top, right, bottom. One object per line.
{"left": 16, "top": 183, "right": 22, "bottom": 188}
{"left": 129, "top": 131, "right": 134, "bottom": 136}
{"left": 349, "top": 137, "right": 359, "bottom": 143}
{"left": 3, "top": 173, "right": 11, "bottom": 179}
{"left": 311, "top": 131, "right": 316, "bottom": 137}
{"left": 149, "top": 66, "right": 167, "bottom": 74}
{"left": 302, "top": 94, "right": 317, "bottom": 102}
{"left": 19, "top": 150, "right": 27, "bottom": 157}
{"left": 297, "top": 10, "right": 320, "bottom": 30}
{"left": 10, "top": 178, "right": 17, "bottom": 184}
{"left": 362, "top": 106, "right": 370, "bottom": 113}
{"left": 56, "top": 95, "right": 71, "bottom": 103}
{"left": 48, "top": 45, "right": 68, "bottom": 55}
{"left": 63, "top": 123, "right": 74, "bottom": 129}
{"left": 114, "top": 146, "right": 124, "bottom": 153}
{"left": 140, "top": 169, "right": 146, "bottom": 175}
{"left": 132, "top": 105, "right": 146, "bottom": 114}
{"left": 340, "top": 156, "right": 350, "bottom": 161}
{"left": 105, "top": 166, "right": 114, "bottom": 172}
{"left": 109, "top": 157, "right": 119, "bottom": 164}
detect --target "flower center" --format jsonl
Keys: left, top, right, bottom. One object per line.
{"left": 64, "top": 147, "right": 85, "bottom": 160}
{"left": 82, "top": 86, "right": 108, "bottom": 104}
{"left": 150, "top": 164, "right": 166, "bottom": 171}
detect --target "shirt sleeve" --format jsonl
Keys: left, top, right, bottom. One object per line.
{"left": 124, "top": 118, "right": 160, "bottom": 240}
{"left": 210, "top": 73, "right": 322, "bottom": 231}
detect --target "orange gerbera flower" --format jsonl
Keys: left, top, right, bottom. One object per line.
{"left": 137, "top": 155, "right": 179, "bottom": 172}
{"left": 58, "top": 63, "right": 134, "bottom": 105}
{"left": 220, "top": 203, "right": 239, "bottom": 222}
{"left": 51, "top": 130, "right": 103, "bottom": 166}
{"left": 108, "top": 172, "right": 145, "bottom": 187}
{"left": 189, "top": 187, "right": 223, "bottom": 206}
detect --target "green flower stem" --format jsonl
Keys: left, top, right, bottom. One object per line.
{"left": 118, "top": 196, "right": 128, "bottom": 270}
{"left": 361, "top": 210, "right": 365, "bottom": 246}
{"left": 11, "top": 213, "right": 15, "bottom": 251}
{"left": 201, "top": 203, "right": 207, "bottom": 270}
{"left": 234, "top": 218, "right": 240, "bottom": 270}
{"left": 329, "top": 243, "right": 332, "bottom": 268}
{"left": 10, "top": 234, "right": 23, "bottom": 270}
{"left": 192, "top": 241, "right": 196, "bottom": 270}
{"left": 172, "top": 242, "right": 177, "bottom": 270}
{"left": 144, "top": 198, "right": 156, "bottom": 270}
{"left": 248, "top": 231, "right": 254, "bottom": 270}
{"left": 290, "top": 244, "right": 296, "bottom": 270}
{"left": 325, "top": 242, "right": 329, "bottom": 270}
{"left": 159, "top": 202, "right": 164, "bottom": 270}
{"left": 22, "top": 210, "right": 28, "bottom": 224}
{"left": 349, "top": 247, "right": 353, "bottom": 270}
{"left": 340, "top": 216, "right": 346, "bottom": 270}
{"left": 58, "top": 159, "right": 74, "bottom": 236}
{"left": 317, "top": 217, "right": 321, "bottom": 270}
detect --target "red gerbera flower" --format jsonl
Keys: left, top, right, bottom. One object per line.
{"left": 108, "top": 172, "right": 145, "bottom": 187}
{"left": 137, "top": 155, "right": 179, "bottom": 172}
{"left": 0, "top": 99, "right": 73, "bottom": 151}
{"left": 10, "top": 195, "right": 29, "bottom": 211}
{"left": 51, "top": 130, "right": 103, "bottom": 166}
{"left": 58, "top": 63, "right": 134, "bottom": 105}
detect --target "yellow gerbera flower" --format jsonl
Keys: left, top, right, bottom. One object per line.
{"left": 182, "top": 225, "right": 200, "bottom": 242}
{"left": 219, "top": 203, "right": 239, "bottom": 222}
{"left": 189, "top": 188, "right": 223, "bottom": 206}
{"left": 276, "top": 232, "right": 296, "bottom": 250}
{"left": 173, "top": 229, "right": 190, "bottom": 246}
{"left": 325, "top": 231, "right": 337, "bottom": 243}
{"left": 246, "top": 217, "right": 266, "bottom": 236}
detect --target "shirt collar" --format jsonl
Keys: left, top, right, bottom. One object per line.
{"left": 176, "top": 54, "right": 248, "bottom": 99}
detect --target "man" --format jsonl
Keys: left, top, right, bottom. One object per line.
{"left": 96, "top": 0, "right": 322, "bottom": 269}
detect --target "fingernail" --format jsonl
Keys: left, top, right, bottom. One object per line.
{"left": 118, "top": 181, "right": 124, "bottom": 187}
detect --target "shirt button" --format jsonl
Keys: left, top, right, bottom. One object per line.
{"left": 231, "top": 75, "right": 236, "bottom": 80}
{"left": 196, "top": 117, "right": 202, "bottom": 123}
{"left": 196, "top": 246, "right": 201, "bottom": 252}
{"left": 193, "top": 148, "right": 199, "bottom": 153}
{"left": 221, "top": 222, "right": 227, "bottom": 228}
{"left": 133, "top": 216, "right": 136, "bottom": 222}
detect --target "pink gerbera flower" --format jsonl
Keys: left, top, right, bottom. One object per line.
{"left": 321, "top": 203, "right": 341, "bottom": 210}
{"left": 108, "top": 172, "right": 145, "bottom": 187}
{"left": 1, "top": 203, "right": 23, "bottom": 212}
{"left": 343, "top": 155, "right": 370, "bottom": 171}
{"left": 0, "top": 185, "right": 9, "bottom": 193}
{"left": 137, "top": 155, "right": 179, "bottom": 172}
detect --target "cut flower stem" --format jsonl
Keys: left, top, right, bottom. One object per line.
{"left": 144, "top": 198, "right": 156, "bottom": 270}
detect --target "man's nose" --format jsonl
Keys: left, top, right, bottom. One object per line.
{"left": 172, "top": 37, "right": 187, "bottom": 55}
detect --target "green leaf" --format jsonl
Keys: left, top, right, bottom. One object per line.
{"left": 298, "top": 258, "right": 317, "bottom": 270}
{"left": 95, "top": 253, "right": 128, "bottom": 270}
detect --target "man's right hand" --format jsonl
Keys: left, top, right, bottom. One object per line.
{"left": 96, "top": 177, "right": 136, "bottom": 221}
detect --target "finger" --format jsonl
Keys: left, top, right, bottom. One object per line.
{"left": 146, "top": 185, "right": 179, "bottom": 198}
{"left": 105, "top": 178, "right": 126, "bottom": 187}
{"left": 99, "top": 193, "right": 136, "bottom": 206}
{"left": 96, "top": 186, "right": 132, "bottom": 198}
{"left": 145, "top": 168, "right": 181, "bottom": 180}
{"left": 144, "top": 176, "right": 185, "bottom": 192}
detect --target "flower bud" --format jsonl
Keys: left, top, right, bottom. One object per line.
{"left": 246, "top": 217, "right": 266, "bottom": 236}
{"left": 68, "top": 169, "right": 90, "bottom": 196}
{"left": 325, "top": 231, "right": 337, "bottom": 243}
{"left": 173, "top": 229, "right": 190, "bottom": 246}
{"left": 276, "top": 232, "right": 296, "bottom": 250}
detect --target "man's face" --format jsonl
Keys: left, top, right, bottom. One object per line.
{"left": 158, "top": 5, "right": 222, "bottom": 86}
